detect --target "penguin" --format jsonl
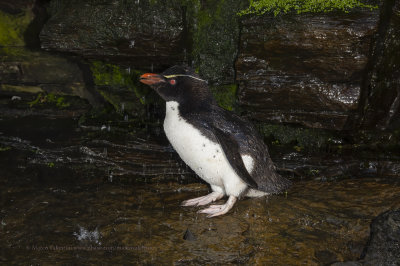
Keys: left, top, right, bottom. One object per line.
{"left": 139, "top": 66, "right": 291, "bottom": 217}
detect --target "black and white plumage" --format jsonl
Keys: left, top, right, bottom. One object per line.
{"left": 140, "top": 66, "right": 291, "bottom": 217}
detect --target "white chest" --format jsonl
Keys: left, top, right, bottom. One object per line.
{"left": 163, "top": 101, "right": 254, "bottom": 188}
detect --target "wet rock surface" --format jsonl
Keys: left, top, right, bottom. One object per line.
{"left": 360, "top": 209, "right": 400, "bottom": 265}
{"left": 0, "top": 115, "right": 195, "bottom": 183}
{"left": 0, "top": 0, "right": 35, "bottom": 14}
{"left": 38, "top": 0, "right": 246, "bottom": 84}
{"left": 0, "top": 116, "right": 399, "bottom": 264}
{"left": 190, "top": 0, "right": 247, "bottom": 84}
{"left": 358, "top": 0, "right": 400, "bottom": 130}
{"left": 0, "top": 48, "right": 103, "bottom": 106}
{"left": 236, "top": 11, "right": 379, "bottom": 130}
{"left": 2, "top": 0, "right": 399, "bottom": 134}
{"left": 40, "top": 0, "right": 185, "bottom": 70}
{"left": 1, "top": 147, "right": 400, "bottom": 264}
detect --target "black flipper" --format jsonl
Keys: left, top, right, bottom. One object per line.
{"left": 212, "top": 127, "right": 258, "bottom": 189}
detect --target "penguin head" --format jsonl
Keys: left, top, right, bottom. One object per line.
{"left": 140, "top": 65, "right": 213, "bottom": 104}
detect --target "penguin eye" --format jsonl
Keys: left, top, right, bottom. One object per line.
{"left": 169, "top": 79, "right": 176, "bottom": 85}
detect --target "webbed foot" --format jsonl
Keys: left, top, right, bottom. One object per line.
{"left": 181, "top": 191, "right": 224, "bottom": 207}
{"left": 198, "top": 196, "right": 237, "bottom": 217}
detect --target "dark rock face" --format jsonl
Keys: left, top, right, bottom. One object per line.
{"left": 190, "top": 0, "right": 247, "bottom": 85}
{"left": 0, "top": 0, "right": 35, "bottom": 14}
{"left": 0, "top": 48, "right": 101, "bottom": 106}
{"left": 361, "top": 209, "right": 400, "bottom": 265}
{"left": 1, "top": 50, "right": 81, "bottom": 86}
{"left": 358, "top": 0, "right": 400, "bottom": 130}
{"left": 1, "top": 0, "right": 399, "bottom": 178}
{"left": 39, "top": 0, "right": 185, "bottom": 71}
{"left": 39, "top": 0, "right": 246, "bottom": 85}
{"left": 236, "top": 11, "right": 379, "bottom": 130}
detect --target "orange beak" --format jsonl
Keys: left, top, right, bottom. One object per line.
{"left": 139, "top": 73, "right": 165, "bottom": 85}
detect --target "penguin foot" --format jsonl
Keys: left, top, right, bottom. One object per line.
{"left": 181, "top": 191, "right": 224, "bottom": 207}
{"left": 198, "top": 196, "right": 237, "bottom": 217}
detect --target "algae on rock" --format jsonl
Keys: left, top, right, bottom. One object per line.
{"left": 210, "top": 84, "right": 237, "bottom": 111}
{"left": 239, "top": 0, "right": 379, "bottom": 16}
{"left": 187, "top": 0, "right": 248, "bottom": 85}
{"left": 89, "top": 60, "right": 161, "bottom": 116}
{"left": 258, "top": 123, "right": 340, "bottom": 151}
{"left": 0, "top": 8, "right": 33, "bottom": 46}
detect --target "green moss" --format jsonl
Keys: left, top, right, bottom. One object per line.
{"left": 0, "top": 146, "right": 11, "bottom": 152}
{"left": 239, "top": 0, "right": 379, "bottom": 16}
{"left": 185, "top": 0, "right": 247, "bottom": 84}
{"left": 97, "top": 89, "right": 128, "bottom": 113}
{"left": 293, "top": 145, "right": 303, "bottom": 152}
{"left": 47, "top": 93, "right": 70, "bottom": 108}
{"left": 90, "top": 61, "right": 134, "bottom": 88}
{"left": 57, "top": 97, "right": 70, "bottom": 108}
{"left": 210, "top": 84, "right": 237, "bottom": 111}
{"left": 28, "top": 93, "right": 71, "bottom": 109}
{"left": 0, "top": 9, "right": 33, "bottom": 46}
{"left": 90, "top": 61, "right": 155, "bottom": 105}
{"left": 28, "top": 94, "right": 42, "bottom": 107}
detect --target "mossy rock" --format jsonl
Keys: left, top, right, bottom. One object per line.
{"left": 239, "top": 0, "right": 379, "bottom": 16}
{"left": 257, "top": 123, "right": 341, "bottom": 151}
{"left": 186, "top": 0, "right": 248, "bottom": 85}
{"left": 27, "top": 92, "right": 87, "bottom": 110}
{"left": 89, "top": 60, "right": 161, "bottom": 115}
{"left": 0, "top": 8, "right": 33, "bottom": 46}
{"left": 210, "top": 84, "right": 237, "bottom": 111}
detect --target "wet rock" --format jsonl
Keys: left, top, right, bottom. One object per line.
{"left": 360, "top": 209, "right": 400, "bottom": 265}
{"left": 0, "top": 48, "right": 102, "bottom": 107}
{"left": 39, "top": 0, "right": 247, "bottom": 84}
{"left": 336, "top": 209, "right": 400, "bottom": 266}
{"left": 0, "top": 2, "right": 150, "bottom": 118}
{"left": 1, "top": 48, "right": 80, "bottom": 85}
{"left": 331, "top": 262, "right": 362, "bottom": 266}
{"left": 209, "top": 84, "right": 237, "bottom": 111}
{"left": 190, "top": 0, "right": 247, "bottom": 84}
{"left": 39, "top": 0, "right": 185, "bottom": 71}
{"left": 0, "top": 3, "right": 84, "bottom": 99}
{"left": 2, "top": 135, "right": 400, "bottom": 264}
{"left": 236, "top": 10, "right": 379, "bottom": 130}
{"left": 88, "top": 60, "right": 162, "bottom": 118}
{"left": 0, "top": 0, "right": 35, "bottom": 15}
{"left": 358, "top": 0, "right": 400, "bottom": 130}
{"left": 0, "top": 121, "right": 196, "bottom": 182}
{"left": 0, "top": 1, "right": 103, "bottom": 109}
{"left": 315, "top": 249, "right": 338, "bottom": 265}
{"left": 183, "top": 228, "right": 196, "bottom": 241}
{"left": 0, "top": 3, "right": 34, "bottom": 47}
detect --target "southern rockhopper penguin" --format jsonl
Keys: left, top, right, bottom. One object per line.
{"left": 140, "top": 66, "right": 291, "bottom": 217}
